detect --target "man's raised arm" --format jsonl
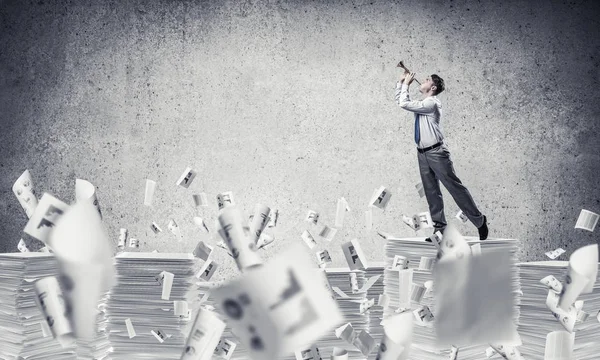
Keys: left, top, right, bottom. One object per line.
{"left": 394, "top": 76, "right": 436, "bottom": 115}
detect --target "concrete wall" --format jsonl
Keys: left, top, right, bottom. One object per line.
{"left": 1, "top": 0, "right": 599, "bottom": 280}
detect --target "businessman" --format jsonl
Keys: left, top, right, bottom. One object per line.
{"left": 395, "top": 70, "right": 488, "bottom": 240}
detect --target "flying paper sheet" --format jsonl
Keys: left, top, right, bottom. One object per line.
{"left": 168, "top": 219, "right": 183, "bottom": 241}
{"left": 370, "top": 186, "right": 392, "bottom": 210}
{"left": 540, "top": 275, "right": 563, "bottom": 293}
{"left": 193, "top": 241, "right": 213, "bottom": 261}
{"left": 197, "top": 260, "right": 218, "bottom": 281}
{"left": 574, "top": 209, "right": 599, "bottom": 232}
{"left": 193, "top": 193, "right": 208, "bottom": 207}
{"left": 125, "top": 318, "right": 136, "bottom": 338}
{"left": 546, "top": 290, "right": 577, "bottom": 333}
{"left": 214, "top": 338, "right": 237, "bottom": 360}
{"left": 23, "top": 193, "right": 69, "bottom": 246}
{"left": 144, "top": 179, "right": 156, "bottom": 206}
{"left": 218, "top": 206, "right": 262, "bottom": 271}
{"left": 118, "top": 228, "right": 128, "bottom": 249}
{"left": 455, "top": 210, "right": 468, "bottom": 223}
{"left": 33, "top": 276, "right": 75, "bottom": 347}
{"left": 294, "top": 344, "right": 322, "bottom": 360}
{"left": 341, "top": 239, "right": 369, "bottom": 270}
{"left": 48, "top": 200, "right": 115, "bottom": 340}
{"left": 319, "top": 226, "right": 338, "bottom": 242}
{"left": 558, "top": 243, "right": 598, "bottom": 311}
{"left": 176, "top": 167, "right": 197, "bottom": 188}
{"left": 75, "top": 178, "right": 102, "bottom": 218}
{"left": 17, "top": 238, "right": 29, "bottom": 252}
{"left": 316, "top": 250, "right": 332, "bottom": 268}
{"left": 376, "top": 312, "right": 413, "bottom": 360}
{"left": 194, "top": 217, "right": 210, "bottom": 233}
{"left": 434, "top": 248, "right": 517, "bottom": 346}
{"left": 415, "top": 182, "right": 425, "bottom": 198}
{"left": 180, "top": 307, "right": 226, "bottom": 360}
{"left": 217, "top": 191, "right": 235, "bottom": 210}
{"left": 301, "top": 230, "right": 317, "bottom": 249}
{"left": 544, "top": 330, "right": 574, "bottom": 360}
{"left": 350, "top": 273, "right": 359, "bottom": 293}
{"left": 330, "top": 347, "right": 348, "bottom": 360}
{"left": 335, "top": 198, "right": 349, "bottom": 228}
{"left": 210, "top": 244, "right": 343, "bottom": 360}
{"left": 545, "top": 248, "right": 566, "bottom": 260}
{"left": 12, "top": 169, "right": 39, "bottom": 218}
{"left": 249, "top": 204, "right": 271, "bottom": 245}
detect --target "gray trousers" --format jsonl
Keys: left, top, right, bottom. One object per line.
{"left": 417, "top": 143, "right": 484, "bottom": 230}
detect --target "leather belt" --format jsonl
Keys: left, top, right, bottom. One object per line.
{"left": 417, "top": 142, "right": 443, "bottom": 153}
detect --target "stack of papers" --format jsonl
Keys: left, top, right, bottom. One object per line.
{"left": 518, "top": 261, "right": 600, "bottom": 360}
{"left": 383, "top": 236, "right": 521, "bottom": 359}
{"left": 0, "top": 252, "right": 78, "bottom": 360}
{"left": 313, "top": 268, "right": 370, "bottom": 360}
{"left": 105, "top": 253, "right": 200, "bottom": 359}
{"left": 75, "top": 295, "right": 112, "bottom": 360}
{"left": 364, "top": 263, "right": 385, "bottom": 338}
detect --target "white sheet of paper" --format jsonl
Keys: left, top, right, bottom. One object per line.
{"left": 392, "top": 255, "right": 409, "bottom": 270}
{"left": 546, "top": 290, "right": 576, "bottom": 333}
{"left": 197, "top": 260, "right": 218, "bottom": 281}
{"left": 358, "top": 275, "right": 382, "bottom": 293}
{"left": 17, "top": 238, "right": 30, "bottom": 252}
{"left": 217, "top": 191, "right": 235, "bottom": 210}
{"left": 294, "top": 344, "right": 322, "bottom": 360}
{"left": 376, "top": 312, "right": 413, "bottom": 360}
{"left": 158, "top": 271, "right": 174, "bottom": 300}
{"left": 249, "top": 204, "right": 271, "bottom": 245}
{"left": 128, "top": 238, "right": 139, "bottom": 248}
{"left": 575, "top": 209, "right": 599, "bottom": 232}
{"left": 267, "top": 209, "right": 279, "bottom": 228}
{"left": 33, "top": 276, "right": 75, "bottom": 347}
{"left": 174, "top": 300, "right": 189, "bottom": 318}
{"left": 214, "top": 338, "right": 237, "bottom": 360}
{"left": 151, "top": 221, "right": 163, "bottom": 233}
{"left": 418, "top": 256, "right": 435, "bottom": 271}
{"left": 144, "top": 179, "right": 156, "bottom": 206}
{"left": 319, "top": 225, "right": 338, "bottom": 242}
{"left": 168, "top": 219, "right": 183, "bottom": 241}
{"left": 378, "top": 293, "right": 390, "bottom": 308}
{"left": 558, "top": 243, "right": 598, "bottom": 310}
{"left": 118, "top": 228, "right": 128, "bottom": 249}
{"left": 370, "top": 186, "right": 392, "bottom": 210}
{"left": 330, "top": 347, "right": 348, "bottom": 360}
{"left": 13, "top": 169, "right": 38, "bottom": 218}
{"left": 301, "top": 230, "right": 317, "bottom": 249}
{"left": 151, "top": 329, "right": 167, "bottom": 343}
{"left": 125, "top": 318, "right": 136, "bottom": 338}
{"left": 180, "top": 307, "right": 226, "bottom": 360}
{"left": 257, "top": 232, "right": 275, "bottom": 250}
{"left": 40, "top": 320, "right": 51, "bottom": 337}
{"left": 455, "top": 210, "right": 468, "bottom": 223}
{"left": 75, "top": 179, "right": 102, "bottom": 219}
{"left": 545, "top": 248, "right": 566, "bottom": 260}
{"left": 218, "top": 206, "right": 262, "bottom": 271}
{"left": 449, "top": 346, "right": 459, "bottom": 360}
{"left": 194, "top": 217, "right": 210, "bottom": 233}
{"left": 193, "top": 241, "right": 213, "bottom": 261}
{"left": 540, "top": 275, "right": 563, "bottom": 293}
{"left": 365, "top": 208, "right": 373, "bottom": 230}
{"left": 341, "top": 238, "right": 369, "bottom": 270}
{"left": 410, "top": 283, "right": 426, "bottom": 303}
{"left": 434, "top": 249, "right": 516, "bottom": 346}
{"left": 488, "top": 343, "right": 525, "bottom": 360}
{"left": 335, "top": 198, "right": 346, "bottom": 228}
{"left": 544, "top": 330, "right": 574, "bottom": 360}
{"left": 48, "top": 200, "right": 115, "bottom": 340}
{"left": 23, "top": 193, "right": 69, "bottom": 246}
{"left": 176, "top": 167, "right": 197, "bottom": 188}
{"left": 210, "top": 244, "right": 343, "bottom": 360}
{"left": 470, "top": 243, "right": 482, "bottom": 256}
{"left": 316, "top": 250, "right": 332, "bottom": 268}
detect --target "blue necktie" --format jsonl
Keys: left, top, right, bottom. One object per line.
{"left": 414, "top": 113, "right": 420, "bottom": 144}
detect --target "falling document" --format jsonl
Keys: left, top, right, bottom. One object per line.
{"left": 211, "top": 243, "right": 342, "bottom": 360}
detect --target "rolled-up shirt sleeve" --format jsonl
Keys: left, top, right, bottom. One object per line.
{"left": 395, "top": 82, "right": 437, "bottom": 115}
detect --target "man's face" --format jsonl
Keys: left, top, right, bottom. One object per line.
{"left": 419, "top": 76, "right": 436, "bottom": 94}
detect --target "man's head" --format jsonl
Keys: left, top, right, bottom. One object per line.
{"left": 419, "top": 74, "right": 445, "bottom": 96}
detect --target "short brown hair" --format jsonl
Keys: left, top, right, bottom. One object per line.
{"left": 431, "top": 74, "right": 445, "bottom": 95}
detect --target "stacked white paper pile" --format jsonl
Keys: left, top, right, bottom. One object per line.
{"left": 364, "top": 263, "right": 385, "bottom": 360}
{"left": 0, "top": 252, "right": 78, "bottom": 360}
{"left": 383, "top": 236, "right": 521, "bottom": 360}
{"left": 76, "top": 293, "right": 112, "bottom": 360}
{"left": 518, "top": 261, "right": 600, "bottom": 360}
{"left": 106, "top": 253, "right": 200, "bottom": 360}
{"left": 314, "top": 268, "right": 369, "bottom": 360}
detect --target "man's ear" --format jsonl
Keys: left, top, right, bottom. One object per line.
{"left": 431, "top": 85, "right": 437, "bottom": 94}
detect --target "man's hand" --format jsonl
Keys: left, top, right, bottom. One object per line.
{"left": 405, "top": 72, "right": 416, "bottom": 86}
{"left": 399, "top": 70, "right": 410, "bottom": 84}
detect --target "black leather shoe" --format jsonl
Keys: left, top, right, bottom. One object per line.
{"left": 478, "top": 215, "right": 488, "bottom": 240}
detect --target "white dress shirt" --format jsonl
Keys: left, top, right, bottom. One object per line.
{"left": 394, "top": 82, "right": 444, "bottom": 149}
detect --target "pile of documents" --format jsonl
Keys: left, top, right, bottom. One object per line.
{"left": 75, "top": 294, "right": 112, "bottom": 360}
{"left": 0, "top": 252, "right": 78, "bottom": 360}
{"left": 518, "top": 261, "right": 600, "bottom": 360}
{"left": 315, "top": 268, "right": 370, "bottom": 360}
{"left": 364, "top": 263, "right": 385, "bottom": 336}
{"left": 383, "top": 236, "right": 522, "bottom": 359}
{"left": 105, "top": 252, "right": 200, "bottom": 359}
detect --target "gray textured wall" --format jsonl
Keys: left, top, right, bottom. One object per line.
{"left": 1, "top": 0, "right": 599, "bottom": 280}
